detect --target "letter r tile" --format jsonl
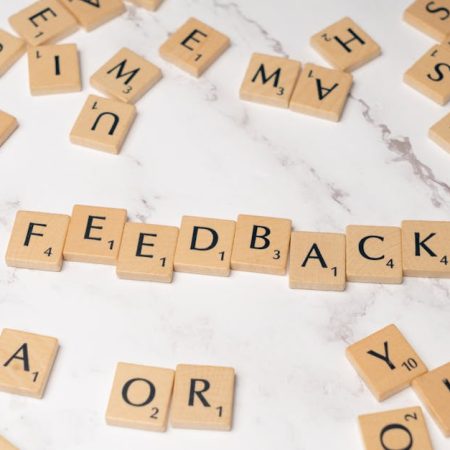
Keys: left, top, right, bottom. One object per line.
{"left": 346, "top": 324, "right": 428, "bottom": 401}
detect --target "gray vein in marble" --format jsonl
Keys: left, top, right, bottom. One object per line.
{"left": 134, "top": 197, "right": 157, "bottom": 222}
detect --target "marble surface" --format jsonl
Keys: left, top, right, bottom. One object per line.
{"left": 0, "top": 0, "right": 449, "bottom": 449}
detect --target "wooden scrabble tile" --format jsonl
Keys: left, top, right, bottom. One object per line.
{"left": 117, "top": 222, "right": 179, "bottom": 283}
{"left": 402, "top": 220, "right": 450, "bottom": 277}
{"left": 289, "top": 63, "right": 353, "bottom": 122}
{"left": 106, "top": 362, "right": 174, "bottom": 432}
{"left": 289, "top": 231, "right": 346, "bottom": 291}
{"left": 9, "top": 0, "right": 78, "bottom": 46}
{"left": 171, "top": 364, "right": 235, "bottom": 431}
{"left": 63, "top": 205, "right": 127, "bottom": 264}
{"left": 0, "top": 29, "right": 25, "bottom": 77}
{"left": 0, "top": 435, "right": 18, "bottom": 450}
{"left": 404, "top": 0, "right": 450, "bottom": 42}
{"left": 429, "top": 111, "right": 450, "bottom": 154}
{"left": 310, "top": 17, "right": 381, "bottom": 72}
{"left": 231, "top": 215, "right": 291, "bottom": 275}
{"left": 0, "top": 110, "right": 18, "bottom": 148}
{"left": 70, "top": 95, "right": 137, "bottom": 154}
{"left": 59, "top": 0, "right": 125, "bottom": 32}
{"left": 28, "top": 43, "right": 81, "bottom": 95}
{"left": 404, "top": 44, "right": 450, "bottom": 105}
{"left": 0, "top": 329, "right": 59, "bottom": 398}
{"left": 359, "top": 406, "right": 433, "bottom": 450}
{"left": 174, "top": 216, "right": 236, "bottom": 277}
{"left": 239, "top": 53, "right": 302, "bottom": 108}
{"left": 128, "top": 0, "right": 164, "bottom": 11}
{"left": 346, "top": 225, "right": 403, "bottom": 284}
{"left": 346, "top": 324, "right": 428, "bottom": 401}
{"left": 159, "top": 17, "right": 230, "bottom": 77}
{"left": 5, "top": 210, "right": 70, "bottom": 272}
{"left": 413, "top": 362, "right": 450, "bottom": 436}
{"left": 90, "top": 47, "right": 162, "bottom": 104}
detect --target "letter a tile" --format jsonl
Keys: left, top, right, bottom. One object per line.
{"left": 346, "top": 324, "right": 428, "bottom": 401}
{"left": 171, "top": 364, "right": 235, "bottom": 431}
{"left": 0, "top": 110, "right": 19, "bottom": 148}
{"left": 159, "top": 17, "right": 230, "bottom": 77}
{"left": 0, "top": 29, "right": 25, "bottom": 77}
{"left": 0, "top": 329, "right": 59, "bottom": 398}
{"left": 310, "top": 17, "right": 381, "bottom": 72}
{"left": 106, "top": 362, "right": 174, "bottom": 432}
{"left": 6, "top": 210, "right": 70, "bottom": 271}
{"left": 70, "top": 95, "right": 137, "bottom": 154}
{"left": 359, "top": 406, "right": 433, "bottom": 450}
{"left": 239, "top": 53, "right": 302, "bottom": 108}
{"left": 429, "top": 112, "right": 450, "bottom": 154}
{"left": 9, "top": 0, "right": 78, "bottom": 46}
{"left": 0, "top": 435, "right": 18, "bottom": 450}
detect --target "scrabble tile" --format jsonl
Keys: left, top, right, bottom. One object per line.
{"left": 404, "top": 44, "right": 450, "bottom": 105}
{"left": 0, "top": 29, "right": 25, "bottom": 77}
{"left": 0, "top": 435, "right": 18, "bottom": 450}
{"left": 117, "top": 222, "right": 179, "bottom": 283}
{"left": 402, "top": 220, "right": 450, "bottom": 277}
{"left": 59, "top": 0, "right": 125, "bottom": 32}
{"left": 106, "top": 362, "right": 174, "bottom": 432}
{"left": 289, "top": 63, "right": 353, "bottom": 122}
{"left": 174, "top": 216, "right": 236, "bottom": 276}
{"left": 171, "top": 364, "right": 235, "bottom": 431}
{"left": 70, "top": 95, "right": 137, "bottom": 154}
{"left": 413, "top": 362, "right": 450, "bottom": 436}
{"left": 28, "top": 44, "right": 81, "bottom": 95}
{"left": 0, "top": 110, "right": 18, "bottom": 148}
{"left": 9, "top": 0, "right": 78, "bottom": 46}
{"left": 429, "top": 111, "right": 450, "bottom": 154}
{"left": 346, "top": 225, "right": 403, "bottom": 284}
{"left": 159, "top": 17, "right": 230, "bottom": 77}
{"left": 128, "top": 0, "right": 164, "bottom": 11}
{"left": 239, "top": 53, "right": 302, "bottom": 108}
{"left": 63, "top": 205, "right": 127, "bottom": 264}
{"left": 5, "top": 210, "right": 70, "bottom": 272}
{"left": 346, "top": 324, "right": 428, "bottom": 401}
{"left": 289, "top": 231, "right": 346, "bottom": 291}
{"left": 310, "top": 17, "right": 381, "bottom": 72}
{"left": 359, "top": 406, "right": 433, "bottom": 450}
{"left": 90, "top": 47, "right": 162, "bottom": 104}
{"left": 231, "top": 215, "right": 291, "bottom": 275}
{"left": 404, "top": 0, "right": 450, "bottom": 42}
{"left": 0, "top": 329, "right": 59, "bottom": 398}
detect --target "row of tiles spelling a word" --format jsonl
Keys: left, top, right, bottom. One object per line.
{"left": 5, "top": 207, "right": 450, "bottom": 290}
{"left": 0, "top": 328, "right": 235, "bottom": 433}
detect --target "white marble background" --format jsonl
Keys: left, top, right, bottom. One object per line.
{"left": 0, "top": 0, "right": 449, "bottom": 449}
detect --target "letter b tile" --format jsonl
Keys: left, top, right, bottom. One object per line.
{"left": 346, "top": 324, "right": 428, "bottom": 401}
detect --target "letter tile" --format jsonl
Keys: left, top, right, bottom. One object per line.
{"left": 239, "top": 53, "right": 302, "bottom": 108}
{"left": 174, "top": 216, "right": 236, "bottom": 276}
{"left": 404, "top": 44, "right": 450, "bottom": 105}
{"left": 159, "top": 17, "right": 230, "bottom": 77}
{"left": 171, "top": 364, "right": 235, "bottom": 431}
{"left": 0, "top": 110, "right": 18, "bottom": 148}
{"left": 346, "top": 225, "right": 402, "bottom": 284}
{"left": 9, "top": 0, "right": 78, "bottom": 46}
{"left": 70, "top": 95, "right": 137, "bottom": 154}
{"left": 0, "top": 329, "right": 59, "bottom": 398}
{"left": 90, "top": 47, "right": 162, "bottom": 104}
{"left": 429, "top": 112, "right": 450, "bottom": 154}
{"left": 117, "top": 222, "right": 179, "bottom": 282}
{"left": 0, "top": 29, "right": 25, "bottom": 77}
{"left": 289, "top": 231, "right": 346, "bottom": 291}
{"left": 28, "top": 43, "right": 81, "bottom": 95}
{"left": 402, "top": 220, "right": 450, "bottom": 277}
{"left": 359, "top": 406, "right": 433, "bottom": 450}
{"left": 289, "top": 63, "right": 353, "bottom": 121}
{"left": 59, "top": 0, "right": 125, "bottom": 32}
{"left": 63, "top": 205, "right": 127, "bottom": 264}
{"left": 6, "top": 210, "right": 70, "bottom": 271}
{"left": 413, "top": 362, "right": 450, "bottom": 436}
{"left": 128, "top": 0, "right": 164, "bottom": 11}
{"left": 346, "top": 324, "right": 428, "bottom": 401}
{"left": 0, "top": 435, "right": 18, "bottom": 450}
{"left": 231, "top": 215, "right": 291, "bottom": 275}
{"left": 404, "top": 0, "right": 450, "bottom": 42}
{"left": 310, "top": 17, "right": 381, "bottom": 72}
{"left": 106, "top": 362, "right": 174, "bottom": 432}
